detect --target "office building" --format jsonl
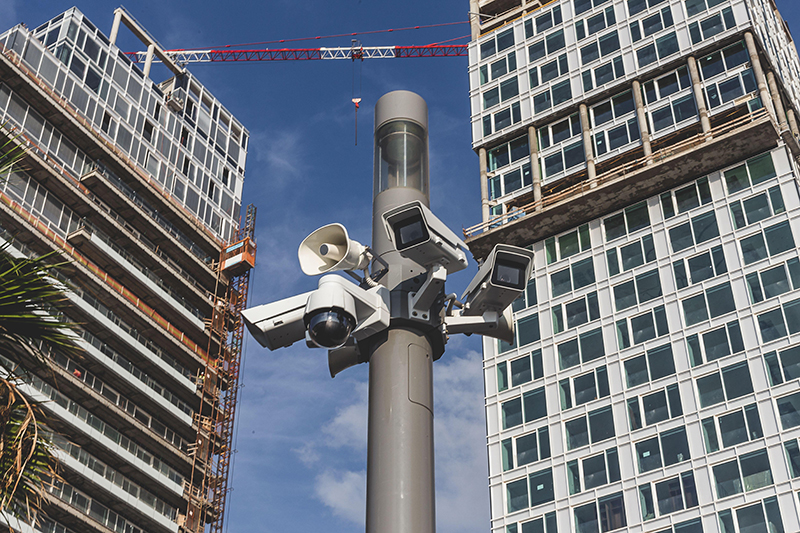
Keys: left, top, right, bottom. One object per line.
{"left": 464, "top": 0, "right": 800, "bottom": 531}
{"left": 0, "top": 7, "right": 254, "bottom": 533}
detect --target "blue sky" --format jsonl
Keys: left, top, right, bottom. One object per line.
{"left": 5, "top": 0, "right": 800, "bottom": 532}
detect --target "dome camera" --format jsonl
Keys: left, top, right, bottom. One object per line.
{"left": 304, "top": 276, "right": 359, "bottom": 349}
{"left": 306, "top": 308, "right": 356, "bottom": 348}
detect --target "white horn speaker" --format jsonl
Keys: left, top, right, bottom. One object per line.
{"left": 298, "top": 223, "right": 370, "bottom": 276}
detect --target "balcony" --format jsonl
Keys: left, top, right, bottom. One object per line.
{"left": 465, "top": 107, "right": 782, "bottom": 258}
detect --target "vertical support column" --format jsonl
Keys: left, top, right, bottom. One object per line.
{"left": 788, "top": 108, "right": 800, "bottom": 139}
{"left": 479, "top": 147, "right": 490, "bottom": 223}
{"left": 687, "top": 56, "right": 711, "bottom": 134}
{"left": 109, "top": 9, "right": 123, "bottom": 46}
{"left": 632, "top": 80, "right": 653, "bottom": 165}
{"left": 767, "top": 71, "right": 788, "bottom": 129}
{"left": 143, "top": 44, "right": 156, "bottom": 78}
{"left": 528, "top": 125, "right": 542, "bottom": 209}
{"left": 470, "top": 0, "right": 481, "bottom": 40}
{"left": 745, "top": 32, "right": 774, "bottom": 119}
{"left": 579, "top": 104, "right": 597, "bottom": 186}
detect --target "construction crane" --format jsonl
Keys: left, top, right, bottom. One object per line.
{"left": 125, "top": 43, "right": 467, "bottom": 63}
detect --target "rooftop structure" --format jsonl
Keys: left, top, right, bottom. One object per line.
{"left": 465, "top": 0, "right": 800, "bottom": 532}
{"left": 0, "top": 7, "right": 254, "bottom": 533}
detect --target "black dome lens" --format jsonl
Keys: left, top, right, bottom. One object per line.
{"left": 307, "top": 310, "right": 355, "bottom": 348}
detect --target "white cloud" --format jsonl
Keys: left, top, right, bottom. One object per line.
{"left": 321, "top": 382, "right": 369, "bottom": 450}
{"left": 314, "top": 469, "right": 367, "bottom": 525}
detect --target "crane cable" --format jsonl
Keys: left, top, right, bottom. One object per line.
{"left": 181, "top": 21, "right": 469, "bottom": 51}
{"left": 352, "top": 39, "right": 363, "bottom": 146}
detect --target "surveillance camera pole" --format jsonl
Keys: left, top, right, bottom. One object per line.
{"left": 365, "top": 91, "right": 438, "bottom": 533}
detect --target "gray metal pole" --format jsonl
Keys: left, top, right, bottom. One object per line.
{"left": 366, "top": 91, "right": 436, "bottom": 533}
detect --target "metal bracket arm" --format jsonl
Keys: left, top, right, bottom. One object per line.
{"left": 409, "top": 264, "right": 447, "bottom": 317}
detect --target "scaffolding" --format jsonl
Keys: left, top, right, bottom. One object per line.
{"left": 183, "top": 204, "right": 256, "bottom": 533}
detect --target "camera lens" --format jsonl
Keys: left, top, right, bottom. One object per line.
{"left": 307, "top": 309, "right": 355, "bottom": 348}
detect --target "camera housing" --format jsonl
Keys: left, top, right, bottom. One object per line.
{"left": 461, "top": 244, "right": 534, "bottom": 317}
{"left": 242, "top": 291, "right": 315, "bottom": 351}
{"left": 382, "top": 200, "right": 469, "bottom": 274}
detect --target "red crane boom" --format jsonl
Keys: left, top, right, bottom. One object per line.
{"left": 126, "top": 44, "right": 467, "bottom": 64}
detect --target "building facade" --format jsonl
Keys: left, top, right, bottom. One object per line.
{"left": 0, "top": 7, "right": 251, "bottom": 533}
{"left": 464, "top": 0, "right": 800, "bottom": 532}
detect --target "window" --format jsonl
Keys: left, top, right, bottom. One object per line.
{"left": 559, "top": 366, "right": 609, "bottom": 409}
{"left": 539, "top": 114, "right": 581, "bottom": 150}
{"left": 545, "top": 30, "right": 565, "bottom": 55}
{"left": 685, "top": 321, "right": 744, "bottom": 366}
{"left": 480, "top": 27, "right": 514, "bottom": 61}
{"left": 681, "top": 280, "right": 735, "bottom": 326}
{"left": 643, "top": 67, "right": 692, "bottom": 105}
{"left": 685, "top": 0, "right": 728, "bottom": 16}
{"left": 746, "top": 259, "right": 797, "bottom": 304}
{"left": 784, "top": 439, "right": 800, "bottom": 478}
{"left": 701, "top": 403, "right": 763, "bottom": 453}
{"left": 486, "top": 52, "right": 517, "bottom": 83}
{"left": 629, "top": 6, "right": 674, "bottom": 40}
{"left": 636, "top": 427, "right": 690, "bottom": 473}
{"left": 558, "top": 328, "right": 605, "bottom": 370}
{"left": 718, "top": 498, "right": 785, "bottom": 533}
{"left": 612, "top": 269, "right": 662, "bottom": 312}
{"left": 507, "top": 512, "right": 557, "bottom": 533}
{"left": 552, "top": 291, "right": 600, "bottom": 334}
{"left": 607, "top": 234, "right": 656, "bottom": 276}
{"left": 533, "top": 79, "right": 572, "bottom": 115}
{"left": 688, "top": 7, "right": 736, "bottom": 44}
{"left": 502, "top": 386, "right": 547, "bottom": 430}
{"left": 604, "top": 202, "right": 650, "bottom": 241}
{"left": 542, "top": 141, "right": 584, "bottom": 177}
{"left": 705, "top": 69, "right": 757, "bottom": 108}
{"left": 545, "top": 224, "right": 591, "bottom": 264}
{"left": 730, "top": 186, "right": 785, "bottom": 230}
{"left": 650, "top": 94, "right": 697, "bottom": 132}
{"left": 576, "top": 6, "right": 616, "bottom": 42}
{"left": 568, "top": 447, "right": 621, "bottom": 494}
{"left": 550, "top": 257, "right": 595, "bottom": 298}
{"left": 580, "top": 30, "right": 620, "bottom": 65}
{"left": 637, "top": 31, "right": 679, "bottom": 67}
{"left": 485, "top": 102, "right": 523, "bottom": 135}
{"left": 502, "top": 426, "right": 551, "bottom": 471}
{"left": 724, "top": 152, "right": 777, "bottom": 194}
{"left": 575, "top": 0, "right": 613, "bottom": 16}
{"left": 712, "top": 449, "right": 773, "bottom": 498}
{"left": 565, "top": 406, "right": 615, "bottom": 450}
{"left": 593, "top": 117, "right": 639, "bottom": 154}
{"left": 624, "top": 344, "right": 675, "bottom": 388}
{"left": 616, "top": 305, "right": 668, "bottom": 349}
{"left": 740, "top": 221, "right": 795, "bottom": 266}
{"left": 776, "top": 391, "right": 800, "bottom": 430}
{"left": 639, "top": 471, "right": 698, "bottom": 520}
{"left": 505, "top": 468, "right": 555, "bottom": 513}
{"left": 764, "top": 344, "right": 800, "bottom": 386}
{"left": 628, "top": 0, "right": 669, "bottom": 15}
{"left": 661, "top": 177, "right": 712, "bottom": 219}
{"left": 626, "top": 384, "right": 682, "bottom": 430}
{"left": 497, "top": 350, "right": 544, "bottom": 392}
{"left": 696, "top": 361, "right": 753, "bottom": 408}
{"left": 506, "top": 477, "right": 529, "bottom": 513}
{"left": 488, "top": 136, "right": 529, "bottom": 171}
{"left": 673, "top": 246, "right": 726, "bottom": 289}
{"left": 530, "top": 54, "right": 569, "bottom": 88}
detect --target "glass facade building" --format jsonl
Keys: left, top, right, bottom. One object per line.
{"left": 465, "top": 0, "right": 800, "bottom": 532}
{"left": 0, "top": 7, "right": 248, "bottom": 533}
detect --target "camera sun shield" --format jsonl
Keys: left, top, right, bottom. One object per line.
{"left": 382, "top": 201, "right": 469, "bottom": 274}
{"left": 461, "top": 244, "right": 534, "bottom": 317}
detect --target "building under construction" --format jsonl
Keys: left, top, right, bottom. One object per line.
{"left": 465, "top": 0, "right": 800, "bottom": 531}
{"left": 0, "top": 7, "right": 254, "bottom": 533}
